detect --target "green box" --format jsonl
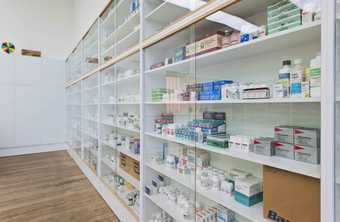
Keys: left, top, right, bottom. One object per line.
{"left": 234, "top": 191, "right": 263, "bottom": 207}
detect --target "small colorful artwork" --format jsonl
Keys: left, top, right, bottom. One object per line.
{"left": 1, "top": 42, "right": 15, "bottom": 54}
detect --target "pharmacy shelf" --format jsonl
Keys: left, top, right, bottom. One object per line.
{"left": 117, "top": 147, "right": 140, "bottom": 161}
{"left": 145, "top": 1, "right": 188, "bottom": 25}
{"left": 117, "top": 166, "right": 140, "bottom": 189}
{"left": 83, "top": 117, "right": 99, "bottom": 123}
{"left": 101, "top": 140, "right": 116, "bottom": 149}
{"left": 145, "top": 22, "right": 321, "bottom": 76}
{"left": 83, "top": 85, "right": 99, "bottom": 92}
{"left": 146, "top": 97, "right": 321, "bottom": 105}
{"left": 82, "top": 130, "right": 98, "bottom": 140}
{"left": 145, "top": 194, "right": 193, "bottom": 222}
{"left": 146, "top": 161, "right": 263, "bottom": 222}
{"left": 102, "top": 73, "right": 140, "bottom": 87}
{"left": 146, "top": 132, "right": 321, "bottom": 179}
{"left": 116, "top": 28, "right": 140, "bottom": 54}
{"left": 101, "top": 121, "right": 140, "bottom": 134}
{"left": 102, "top": 177, "right": 140, "bottom": 220}
{"left": 89, "top": 148, "right": 98, "bottom": 156}
{"left": 102, "top": 157, "right": 116, "bottom": 172}
{"left": 101, "top": 102, "right": 140, "bottom": 105}
{"left": 103, "top": 11, "right": 140, "bottom": 50}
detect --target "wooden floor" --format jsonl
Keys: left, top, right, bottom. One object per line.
{"left": 0, "top": 151, "right": 120, "bottom": 222}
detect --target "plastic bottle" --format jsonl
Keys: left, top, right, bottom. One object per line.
{"left": 291, "top": 59, "right": 304, "bottom": 97}
{"left": 278, "top": 60, "right": 292, "bottom": 98}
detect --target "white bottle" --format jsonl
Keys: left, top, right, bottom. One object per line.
{"left": 291, "top": 59, "right": 304, "bottom": 97}
{"left": 278, "top": 60, "right": 292, "bottom": 98}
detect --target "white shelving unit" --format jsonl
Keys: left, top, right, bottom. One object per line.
{"left": 65, "top": 1, "right": 326, "bottom": 222}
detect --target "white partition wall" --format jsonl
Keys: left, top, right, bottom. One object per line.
{"left": 0, "top": 54, "right": 66, "bottom": 155}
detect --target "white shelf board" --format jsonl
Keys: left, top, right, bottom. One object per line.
{"left": 116, "top": 28, "right": 140, "bottom": 54}
{"left": 117, "top": 167, "right": 140, "bottom": 189}
{"left": 102, "top": 11, "right": 140, "bottom": 51}
{"left": 145, "top": 22, "right": 321, "bottom": 76}
{"left": 101, "top": 140, "right": 116, "bottom": 149}
{"left": 146, "top": 132, "right": 321, "bottom": 179}
{"left": 83, "top": 117, "right": 99, "bottom": 123}
{"left": 145, "top": 194, "right": 193, "bottom": 222}
{"left": 102, "top": 157, "right": 117, "bottom": 172}
{"left": 82, "top": 130, "right": 98, "bottom": 140}
{"left": 101, "top": 121, "right": 140, "bottom": 134}
{"left": 146, "top": 97, "right": 321, "bottom": 105}
{"left": 145, "top": 1, "right": 188, "bottom": 25}
{"left": 117, "top": 147, "right": 140, "bottom": 161}
{"left": 102, "top": 74, "right": 140, "bottom": 87}
{"left": 89, "top": 148, "right": 98, "bottom": 156}
{"left": 101, "top": 102, "right": 140, "bottom": 105}
{"left": 146, "top": 161, "right": 263, "bottom": 222}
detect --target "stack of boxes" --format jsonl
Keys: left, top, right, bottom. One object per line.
{"left": 267, "top": 0, "right": 302, "bottom": 35}
{"left": 274, "top": 126, "right": 320, "bottom": 164}
{"left": 152, "top": 88, "right": 170, "bottom": 102}
{"left": 199, "top": 80, "right": 233, "bottom": 101}
{"left": 234, "top": 176, "right": 263, "bottom": 207}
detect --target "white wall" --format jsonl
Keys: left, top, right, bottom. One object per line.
{"left": 0, "top": 0, "right": 75, "bottom": 60}
{"left": 73, "top": 0, "right": 110, "bottom": 46}
{"left": 0, "top": 54, "right": 65, "bottom": 149}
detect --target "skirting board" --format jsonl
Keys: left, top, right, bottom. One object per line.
{"left": 0, "top": 143, "right": 67, "bottom": 157}
{"left": 67, "top": 148, "right": 138, "bottom": 222}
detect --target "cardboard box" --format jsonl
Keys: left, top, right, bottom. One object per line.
{"left": 294, "top": 127, "right": 320, "bottom": 148}
{"left": 234, "top": 175, "right": 263, "bottom": 206}
{"left": 274, "top": 142, "right": 295, "bottom": 159}
{"left": 253, "top": 137, "right": 276, "bottom": 156}
{"left": 263, "top": 166, "right": 320, "bottom": 222}
{"left": 235, "top": 176, "right": 263, "bottom": 196}
{"left": 274, "top": 126, "right": 294, "bottom": 144}
{"left": 294, "top": 145, "right": 320, "bottom": 164}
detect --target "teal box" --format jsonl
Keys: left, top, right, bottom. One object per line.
{"left": 234, "top": 191, "right": 263, "bottom": 207}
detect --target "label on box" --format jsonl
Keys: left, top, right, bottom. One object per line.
{"left": 294, "top": 128, "right": 320, "bottom": 148}
{"left": 274, "top": 142, "right": 295, "bottom": 159}
{"left": 235, "top": 176, "right": 262, "bottom": 196}
{"left": 275, "top": 126, "right": 294, "bottom": 144}
{"left": 294, "top": 145, "right": 320, "bottom": 164}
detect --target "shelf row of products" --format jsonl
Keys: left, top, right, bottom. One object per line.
{"left": 152, "top": 111, "right": 320, "bottom": 165}
{"left": 65, "top": 0, "right": 324, "bottom": 221}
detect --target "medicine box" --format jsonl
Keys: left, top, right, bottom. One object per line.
{"left": 253, "top": 137, "right": 276, "bottom": 156}
{"left": 294, "top": 127, "right": 320, "bottom": 148}
{"left": 235, "top": 176, "right": 263, "bottom": 207}
{"left": 235, "top": 191, "right": 263, "bottom": 207}
{"left": 274, "top": 142, "right": 295, "bottom": 159}
{"left": 294, "top": 145, "right": 320, "bottom": 164}
{"left": 217, "top": 207, "right": 236, "bottom": 222}
{"left": 275, "top": 126, "right": 294, "bottom": 144}
{"left": 196, "top": 32, "right": 224, "bottom": 56}
{"left": 229, "top": 168, "right": 251, "bottom": 181}
{"left": 174, "top": 46, "right": 186, "bottom": 62}
{"left": 207, "top": 135, "right": 229, "bottom": 148}
{"left": 235, "top": 176, "right": 263, "bottom": 196}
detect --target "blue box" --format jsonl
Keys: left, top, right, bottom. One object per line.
{"left": 199, "top": 91, "right": 211, "bottom": 100}
{"left": 210, "top": 89, "right": 222, "bottom": 100}
{"left": 234, "top": 191, "right": 263, "bottom": 207}
{"left": 202, "top": 82, "right": 214, "bottom": 91}
{"left": 213, "top": 80, "right": 233, "bottom": 91}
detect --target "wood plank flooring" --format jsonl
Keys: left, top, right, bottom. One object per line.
{"left": 0, "top": 151, "right": 120, "bottom": 222}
